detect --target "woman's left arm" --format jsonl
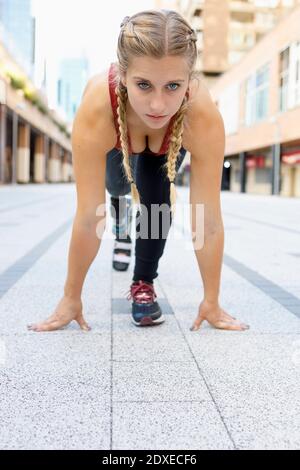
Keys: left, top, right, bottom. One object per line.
{"left": 189, "top": 108, "right": 225, "bottom": 306}
{"left": 187, "top": 103, "right": 250, "bottom": 331}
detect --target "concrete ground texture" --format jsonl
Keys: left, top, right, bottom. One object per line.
{"left": 0, "top": 183, "right": 299, "bottom": 450}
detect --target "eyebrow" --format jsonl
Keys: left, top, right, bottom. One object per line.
{"left": 132, "top": 76, "right": 185, "bottom": 83}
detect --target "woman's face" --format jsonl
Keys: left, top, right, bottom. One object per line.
{"left": 121, "top": 56, "right": 190, "bottom": 129}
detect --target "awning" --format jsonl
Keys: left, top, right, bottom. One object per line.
{"left": 282, "top": 152, "right": 300, "bottom": 164}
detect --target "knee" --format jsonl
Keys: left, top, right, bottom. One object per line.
{"left": 106, "top": 149, "right": 133, "bottom": 197}
{"left": 106, "top": 180, "right": 131, "bottom": 197}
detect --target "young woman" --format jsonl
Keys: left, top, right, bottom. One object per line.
{"left": 27, "top": 9, "right": 250, "bottom": 332}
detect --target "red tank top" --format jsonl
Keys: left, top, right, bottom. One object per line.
{"left": 108, "top": 62, "right": 178, "bottom": 156}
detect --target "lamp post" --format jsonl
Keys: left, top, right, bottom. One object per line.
{"left": 269, "top": 114, "right": 281, "bottom": 195}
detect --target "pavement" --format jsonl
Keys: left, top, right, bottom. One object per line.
{"left": 0, "top": 182, "right": 299, "bottom": 450}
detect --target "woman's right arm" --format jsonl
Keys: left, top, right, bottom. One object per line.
{"left": 27, "top": 75, "right": 115, "bottom": 332}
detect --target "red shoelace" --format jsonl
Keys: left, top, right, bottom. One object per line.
{"left": 126, "top": 280, "right": 157, "bottom": 304}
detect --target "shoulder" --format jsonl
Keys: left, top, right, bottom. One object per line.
{"left": 81, "top": 67, "right": 111, "bottom": 105}
{"left": 72, "top": 67, "right": 116, "bottom": 151}
{"left": 183, "top": 78, "right": 225, "bottom": 158}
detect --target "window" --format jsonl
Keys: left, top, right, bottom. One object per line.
{"left": 279, "top": 42, "right": 300, "bottom": 111}
{"left": 231, "top": 11, "right": 255, "bottom": 23}
{"left": 234, "top": 169, "right": 240, "bottom": 183}
{"left": 245, "top": 34, "right": 255, "bottom": 47}
{"left": 256, "top": 64, "right": 269, "bottom": 120}
{"left": 279, "top": 46, "right": 289, "bottom": 112}
{"left": 245, "top": 63, "right": 270, "bottom": 125}
{"left": 256, "top": 12, "right": 274, "bottom": 28}
{"left": 296, "top": 43, "right": 300, "bottom": 106}
{"left": 255, "top": 168, "right": 272, "bottom": 184}
{"left": 57, "top": 79, "right": 62, "bottom": 105}
{"left": 289, "top": 41, "right": 300, "bottom": 108}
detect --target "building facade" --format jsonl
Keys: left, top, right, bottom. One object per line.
{"left": 57, "top": 57, "right": 89, "bottom": 123}
{"left": 0, "top": 0, "right": 35, "bottom": 78}
{"left": 209, "top": 4, "right": 300, "bottom": 197}
{"left": 181, "top": 0, "right": 300, "bottom": 86}
{"left": 0, "top": 43, "right": 72, "bottom": 186}
{"left": 157, "top": 0, "right": 300, "bottom": 197}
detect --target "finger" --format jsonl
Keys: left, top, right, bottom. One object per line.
{"left": 75, "top": 315, "right": 91, "bottom": 331}
{"left": 222, "top": 313, "right": 236, "bottom": 321}
{"left": 27, "top": 317, "right": 57, "bottom": 329}
{"left": 27, "top": 321, "right": 49, "bottom": 329}
{"left": 190, "top": 317, "right": 205, "bottom": 331}
{"left": 79, "top": 322, "right": 91, "bottom": 331}
{"left": 223, "top": 316, "right": 250, "bottom": 329}
{"left": 214, "top": 319, "right": 249, "bottom": 331}
{"left": 29, "top": 320, "right": 64, "bottom": 332}
{"left": 230, "top": 318, "right": 250, "bottom": 328}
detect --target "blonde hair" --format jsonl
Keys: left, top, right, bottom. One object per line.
{"left": 112, "top": 9, "right": 199, "bottom": 215}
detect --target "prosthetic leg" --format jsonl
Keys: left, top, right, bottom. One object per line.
{"left": 110, "top": 195, "right": 133, "bottom": 271}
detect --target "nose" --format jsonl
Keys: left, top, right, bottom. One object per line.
{"left": 149, "top": 94, "right": 166, "bottom": 114}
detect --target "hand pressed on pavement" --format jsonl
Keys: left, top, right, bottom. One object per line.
{"left": 27, "top": 295, "right": 91, "bottom": 332}
{"left": 190, "top": 299, "right": 250, "bottom": 332}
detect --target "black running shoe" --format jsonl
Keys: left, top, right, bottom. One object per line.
{"left": 126, "top": 280, "right": 165, "bottom": 326}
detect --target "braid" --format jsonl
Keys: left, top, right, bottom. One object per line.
{"left": 115, "top": 10, "right": 198, "bottom": 216}
{"left": 115, "top": 83, "right": 141, "bottom": 210}
{"left": 162, "top": 95, "right": 189, "bottom": 216}
{"left": 115, "top": 81, "right": 189, "bottom": 216}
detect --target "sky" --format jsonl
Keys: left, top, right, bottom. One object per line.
{"left": 31, "top": 0, "right": 158, "bottom": 105}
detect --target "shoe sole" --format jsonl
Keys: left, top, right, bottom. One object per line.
{"left": 131, "top": 313, "right": 165, "bottom": 326}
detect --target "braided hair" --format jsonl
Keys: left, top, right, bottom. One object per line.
{"left": 113, "top": 9, "right": 198, "bottom": 215}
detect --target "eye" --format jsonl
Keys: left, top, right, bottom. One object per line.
{"left": 137, "top": 82, "right": 150, "bottom": 90}
{"left": 168, "top": 83, "right": 180, "bottom": 91}
{"left": 137, "top": 82, "right": 181, "bottom": 91}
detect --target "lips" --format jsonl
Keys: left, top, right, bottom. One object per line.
{"left": 147, "top": 114, "right": 167, "bottom": 118}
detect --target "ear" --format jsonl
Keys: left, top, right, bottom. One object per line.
{"left": 119, "top": 73, "right": 127, "bottom": 88}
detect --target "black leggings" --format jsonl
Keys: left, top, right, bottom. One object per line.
{"left": 105, "top": 147, "right": 187, "bottom": 283}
